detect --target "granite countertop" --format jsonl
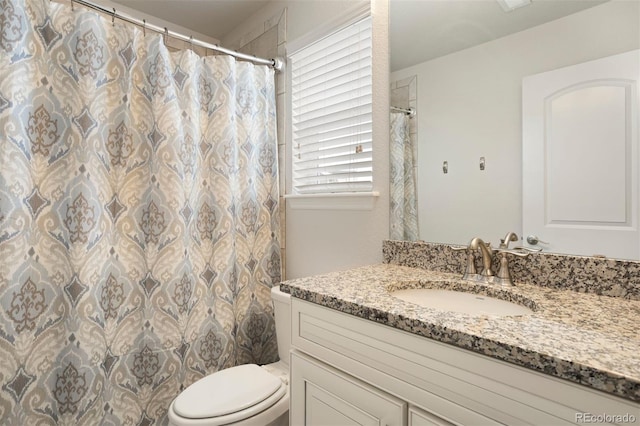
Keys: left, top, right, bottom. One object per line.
{"left": 280, "top": 264, "right": 640, "bottom": 403}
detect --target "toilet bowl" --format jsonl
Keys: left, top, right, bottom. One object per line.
{"left": 168, "top": 286, "right": 291, "bottom": 426}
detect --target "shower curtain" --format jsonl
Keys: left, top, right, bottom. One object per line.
{"left": 0, "top": 0, "right": 281, "bottom": 424}
{"left": 389, "top": 112, "right": 419, "bottom": 241}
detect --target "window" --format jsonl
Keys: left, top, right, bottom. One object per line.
{"left": 290, "top": 16, "right": 373, "bottom": 195}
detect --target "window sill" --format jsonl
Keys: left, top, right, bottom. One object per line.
{"left": 285, "top": 192, "right": 380, "bottom": 211}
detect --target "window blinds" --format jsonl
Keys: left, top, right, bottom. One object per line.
{"left": 291, "top": 16, "right": 373, "bottom": 194}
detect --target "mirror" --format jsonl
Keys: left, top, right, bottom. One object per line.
{"left": 389, "top": 0, "right": 640, "bottom": 257}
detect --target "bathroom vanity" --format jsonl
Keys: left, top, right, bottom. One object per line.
{"left": 281, "top": 250, "right": 640, "bottom": 425}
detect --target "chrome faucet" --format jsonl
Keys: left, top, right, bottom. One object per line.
{"left": 499, "top": 232, "right": 519, "bottom": 249}
{"left": 454, "top": 235, "right": 535, "bottom": 286}
{"left": 454, "top": 237, "right": 494, "bottom": 282}
{"left": 469, "top": 237, "right": 494, "bottom": 278}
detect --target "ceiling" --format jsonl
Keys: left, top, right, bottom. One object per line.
{"left": 390, "top": 0, "right": 609, "bottom": 71}
{"left": 111, "top": 0, "right": 271, "bottom": 41}
{"left": 111, "top": 0, "right": 610, "bottom": 70}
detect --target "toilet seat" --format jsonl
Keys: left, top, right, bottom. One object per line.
{"left": 170, "top": 364, "right": 287, "bottom": 425}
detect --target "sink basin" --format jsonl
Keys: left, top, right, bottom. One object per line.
{"left": 390, "top": 288, "right": 533, "bottom": 316}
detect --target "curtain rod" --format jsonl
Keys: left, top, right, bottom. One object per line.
{"left": 67, "top": 0, "right": 284, "bottom": 71}
{"left": 390, "top": 106, "right": 416, "bottom": 117}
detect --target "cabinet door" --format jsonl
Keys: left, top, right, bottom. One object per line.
{"left": 291, "top": 351, "right": 406, "bottom": 426}
{"left": 409, "top": 406, "right": 454, "bottom": 426}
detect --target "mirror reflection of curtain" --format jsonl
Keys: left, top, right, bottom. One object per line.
{"left": 389, "top": 112, "right": 419, "bottom": 240}
{"left": 0, "top": 0, "right": 280, "bottom": 423}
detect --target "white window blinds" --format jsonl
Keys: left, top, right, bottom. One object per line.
{"left": 291, "top": 16, "right": 373, "bottom": 194}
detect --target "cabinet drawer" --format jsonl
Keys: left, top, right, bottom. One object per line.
{"left": 409, "top": 405, "right": 454, "bottom": 426}
{"left": 290, "top": 351, "right": 406, "bottom": 426}
{"left": 292, "top": 298, "right": 638, "bottom": 425}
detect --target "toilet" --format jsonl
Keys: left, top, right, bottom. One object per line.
{"left": 168, "top": 286, "right": 291, "bottom": 426}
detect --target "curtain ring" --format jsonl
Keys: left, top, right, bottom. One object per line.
{"left": 142, "top": 19, "right": 146, "bottom": 37}
{"left": 189, "top": 35, "right": 193, "bottom": 50}
{"left": 164, "top": 27, "right": 168, "bottom": 45}
{"left": 70, "top": 0, "right": 74, "bottom": 11}
{"left": 112, "top": 8, "right": 116, "bottom": 26}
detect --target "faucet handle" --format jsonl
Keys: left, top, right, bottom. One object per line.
{"left": 496, "top": 248, "right": 529, "bottom": 257}
{"left": 463, "top": 250, "right": 477, "bottom": 275}
{"left": 495, "top": 251, "right": 514, "bottom": 285}
{"left": 511, "top": 246, "right": 542, "bottom": 253}
{"left": 495, "top": 248, "right": 532, "bottom": 286}
{"left": 451, "top": 246, "right": 478, "bottom": 278}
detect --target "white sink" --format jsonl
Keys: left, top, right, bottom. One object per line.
{"left": 390, "top": 288, "right": 533, "bottom": 316}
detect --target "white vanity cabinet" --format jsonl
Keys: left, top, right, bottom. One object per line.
{"left": 290, "top": 352, "right": 405, "bottom": 425}
{"left": 408, "top": 406, "right": 454, "bottom": 426}
{"left": 290, "top": 298, "right": 639, "bottom": 425}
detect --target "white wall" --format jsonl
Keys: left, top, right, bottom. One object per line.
{"left": 56, "top": 0, "right": 220, "bottom": 45}
{"left": 223, "top": 0, "right": 368, "bottom": 49}
{"left": 226, "top": 0, "right": 390, "bottom": 280}
{"left": 391, "top": 0, "right": 640, "bottom": 248}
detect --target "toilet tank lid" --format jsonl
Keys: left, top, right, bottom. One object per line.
{"left": 271, "top": 285, "right": 291, "bottom": 303}
{"left": 173, "top": 364, "right": 283, "bottom": 419}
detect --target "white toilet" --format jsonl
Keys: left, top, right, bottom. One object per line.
{"left": 168, "top": 286, "right": 291, "bottom": 426}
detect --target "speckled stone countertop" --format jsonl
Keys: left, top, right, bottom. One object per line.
{"left": 280, "top": 264, "right": 640, "bottom": 403}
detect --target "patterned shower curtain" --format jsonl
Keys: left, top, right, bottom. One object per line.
{"left": 0, "top": 0, "right": 281, "bottom": 424}
{"left": 389, "top": 112, "right": 419, "bottom": 241}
